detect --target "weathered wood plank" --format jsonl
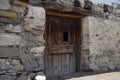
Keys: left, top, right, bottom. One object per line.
{"left": 0, "top": 11, "right": 17, "bottom": 18}
{"left": 64, "top": 54, "right": 70, "bottom": 74}
{"left": 49, "top": 45, "right": 73, "bottom": 54}
{"left": 46, "top": 10, "right": 84, "bottom": 19}
{"left": 69, "top": 53, "right": 74, "bottom": 73}
{"left": 61, "top": 54, "right": 64, "bottom": 73}
{"left": 53, "top": 54, "right": 62, "bottom": 75}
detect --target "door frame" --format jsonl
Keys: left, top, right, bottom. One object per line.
{"left": 44, "top": 10, "right": 83, "bottom": 76}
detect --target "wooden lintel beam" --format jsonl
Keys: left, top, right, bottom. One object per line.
{"left": 46, "top": 10, "right": 85, "bottom": 19}
{"left": 30, "top": 2, "right": 103, "bottom": 17}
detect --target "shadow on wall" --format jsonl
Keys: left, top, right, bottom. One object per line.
{"left": 74, "top": 0, "right": 81, "bottom": 7}
{"left": 17, "top": 0, "right": 29, "bottom": 3}
{"left": 47, "top": 71, "right": 120, "bottom": 80}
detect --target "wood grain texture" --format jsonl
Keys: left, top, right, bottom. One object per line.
{"left": 49, "top": 45, "right": 73, "bottom": 54}
{"left": 45, "top": 15, "right": 81, "bottom": 76}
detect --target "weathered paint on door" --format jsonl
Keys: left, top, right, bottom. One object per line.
{"left": 45, "top": 16, "right": 81, "bottom": 76}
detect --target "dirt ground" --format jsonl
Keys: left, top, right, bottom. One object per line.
{"left": 66, "top": 72, "right": 120, "bottom": 80}
{"left": 47, "top": 71, "right": 120, "bottom": 80}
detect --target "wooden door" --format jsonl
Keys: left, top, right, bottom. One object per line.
{"left": 45, "top": 16, "right": 81, "bottom": 76}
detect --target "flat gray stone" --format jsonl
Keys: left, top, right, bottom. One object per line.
{"left": 0, "top": 47, "right": 19, "bottom": 58}
{"left": 7, "top": 70, "right": 17, "bottom": 76}
{"left": 0, "top": 75, "right": 16, "bottom": 80}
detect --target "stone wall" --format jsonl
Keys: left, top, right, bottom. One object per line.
{"left": 0, "top": 0, "right": 120, "bottom": 79}
{"left": 82, "top": 16, "right": 120, "bottom": 72}
{"left": 0, "top": 0, "right": 46, "bottom": 80}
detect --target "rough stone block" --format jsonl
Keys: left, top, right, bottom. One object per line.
{"left": 0, "top": 33, "right": 22, "bottom": 46}
{"left": 37, "top": 36, "right": 45, "bottom": 44}
{"left": 11, "top": 59, "right": 24, "bottom": 71}
{"left": 11, "top": 6, "right": 26, "bottom": 14}
{"left": 84, "top": 0, "right": 93, "bottom": 10}
{"left": 24, "top": 26, "right": 45, "bottom": 35}
{"left": 17, "top": 72, "right": 36, "bottom": 80}
{"left": 84, "top": 16, "right": 120, "bottom": 71}
{"left": 22, "top": 5, "right": 45, "bottom": 41}
{"left": 24, "top": 5, "right": 45, "bottom": 35}
{"left": 30, "top": 46, "right": 45, "bottom": 56}
{"left": 103, "top": 4, "right": 113, "bottom": 13}
{"left": 79, "top": 0, "right": 84, "bottom": 8}
{"left": 0, "top": 25, "right": 6, "bottom": 33}
{"left": 0, "top": 59, "right": 11, "bottom": 70}
{"left": 115, "top": 9, "right": 120, "bottom": 14}
{"left": 13, "top": 0, "right": 27, "bottom": 7}
{"left": 112, "top": 3, "right": 119, "bottom": 9}
{"left": 0, "top": 0, "right": 11, "bottom": 10}
{"left": 5, "top": 24, "right": 22, "bottom": 33}
{"left": 19, "top": 53, "right": 40, "bottom": 71}
{"left": 7, "top": 70, "right": 17, "bottom": 76}
{"left": 92, "top": 5, "right": 104, "bottom": 14}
